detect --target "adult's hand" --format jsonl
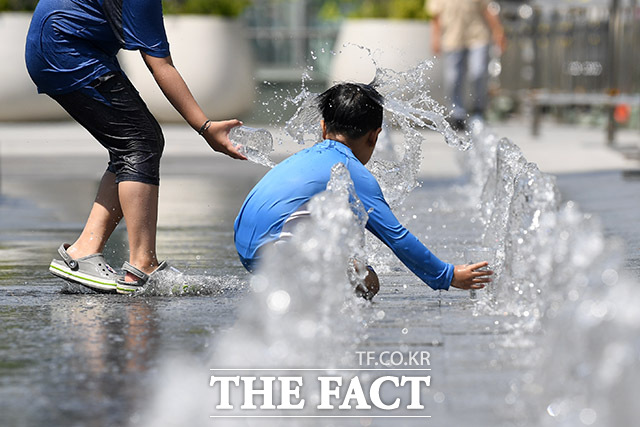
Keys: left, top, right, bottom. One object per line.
{"left": 201, "top": 119, "right": 247, "bottom": 160}
{"left": 431, "top": 15, "right": 442, "bottom": 56}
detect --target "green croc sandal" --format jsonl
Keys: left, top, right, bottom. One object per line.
{"left": 49, "top": 243, "right": 118, "bottom": 293}
{"left": 116, "top": 261, "right": 168, "bottom": 295}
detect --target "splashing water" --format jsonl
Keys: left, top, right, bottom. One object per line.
{"left": 463, "top": 124, "right": 623, "bottom": 323}
{"left": 215, "top": 163, "right": 368, "bottom": 369}
{"left": 283, "top": 89, "right": 322, "bottom": 146}
{"left": 285, "top": 45, "right": 471, "bottom": 208}
{"left": 59, "top": 266, "right": 245, "bottom": 297}
{"left": 139, "top": 269, "right": 245, "bottom": 297}
{"left": 139, "top": 164, "right": 369, "bottom": 425}
{"left": 462, "top": 119, "right": 640, "bottom": 425}
{"left": 534, "top": 272, "right": 640, "bottom": 427}
{"left": 228, "top": 125, "right": 276, "bottom": 168}
{"left": 135, "top": 45, "right": 640, "bottom": 426}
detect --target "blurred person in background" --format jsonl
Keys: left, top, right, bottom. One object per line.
{"left": 427, "top": 0, "right": 506, "bottom": 130}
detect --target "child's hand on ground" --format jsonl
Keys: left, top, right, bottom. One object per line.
{"left": 451, "top": 262, "right": 493, "bottom": 290}
{"left": 202, "top": 119, "right": 248, "bottom": 160}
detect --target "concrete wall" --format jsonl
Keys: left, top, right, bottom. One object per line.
{"left": 0, "top": 14, "right": 255, "bottom": 122}
{"left": 118, "top": 16, "right": 256, "bottom": 122}
{"left": 0, "top": 13, "right": 69, "bottom": 121}
{"left": 328, "top": 19, "right": 444, "bottom": 103}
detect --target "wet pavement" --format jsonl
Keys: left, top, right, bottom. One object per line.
{"left": 1, "top": 123, "right": 639, "bottom": 427}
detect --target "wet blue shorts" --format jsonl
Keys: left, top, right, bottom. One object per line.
{"left": 51, "top": 72, "right": 164, "bottom": 186}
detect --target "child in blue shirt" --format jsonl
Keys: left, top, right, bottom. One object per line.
{"left": 234, "top": 83, "right": 492, "bottom": 299}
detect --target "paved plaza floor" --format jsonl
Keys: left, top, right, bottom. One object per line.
{"left": 0, "top": 119, "right": 638, "bottom": 426}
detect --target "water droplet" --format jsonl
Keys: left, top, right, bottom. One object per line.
{"left": 267, "top": 290, "right": 291, "bottom": 314}
{"left": 568, "top": 289, "right": 579, "bottom": 301}
{"left": 579, "top": 408, "right": 597, "bottom": 425}
{"left": 229, "top": 126, "right": 276, "bottom": 168}
{"left": 601, "top": 268, "right": 618, "bottom": 286}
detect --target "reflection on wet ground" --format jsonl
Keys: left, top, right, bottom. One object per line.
{"left": 0, "top": 155, "right": 257, "bottom": 426}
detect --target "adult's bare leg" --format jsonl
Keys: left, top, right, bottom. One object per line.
{"left": 118, "top": 180, "right": 160, "bottom": 282}
{"left": 67, "top": 170, "right": 123, "bottom": 258}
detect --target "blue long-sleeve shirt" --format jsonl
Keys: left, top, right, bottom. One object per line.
{"left": 234, "top": 139, "right": 454, "bottom": 290}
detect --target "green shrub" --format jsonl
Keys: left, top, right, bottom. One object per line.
{"left": 320, "top": 0, "right": 430, "bottom": 21}
{"left": 162, "top": 0, "right": 251, "bottom": 17}
{"left": 0, "top": 0, "right": 250, "bottom": 15}
{"left": 0, "top": 0, "right": 38, "bottom": 11}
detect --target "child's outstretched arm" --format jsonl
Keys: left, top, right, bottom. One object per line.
{"left": 141, "top": 52, "right": 247, "bottom": 160}
{"left": 450, "top": 262, "right": 493, "bottom": 290}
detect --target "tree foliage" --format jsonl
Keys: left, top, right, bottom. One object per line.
{"left": 320, "top": 0, "right": 430, "bottom": 21}
{"left": 162, "top": 0, "right": 251, "bottom": 17}
{"left": 0, "top": 0, "right": 38, "bottom": 11}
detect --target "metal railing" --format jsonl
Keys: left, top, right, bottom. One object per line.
{"left": 240, "top": 0, "right": 640, "bottom": 142}
{"left": 498, "top": 0, "right": 640, "bottom": 141}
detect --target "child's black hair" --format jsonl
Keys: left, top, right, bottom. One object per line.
{"left": 317, "top": 83, "right": 384, "bottom": 140}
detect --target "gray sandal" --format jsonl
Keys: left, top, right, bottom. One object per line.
{"left": 49, "top": 243, "right": 118, "bottom": 293}
{"left": 116, "top": 261, "right": 168, "bottom": 294}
